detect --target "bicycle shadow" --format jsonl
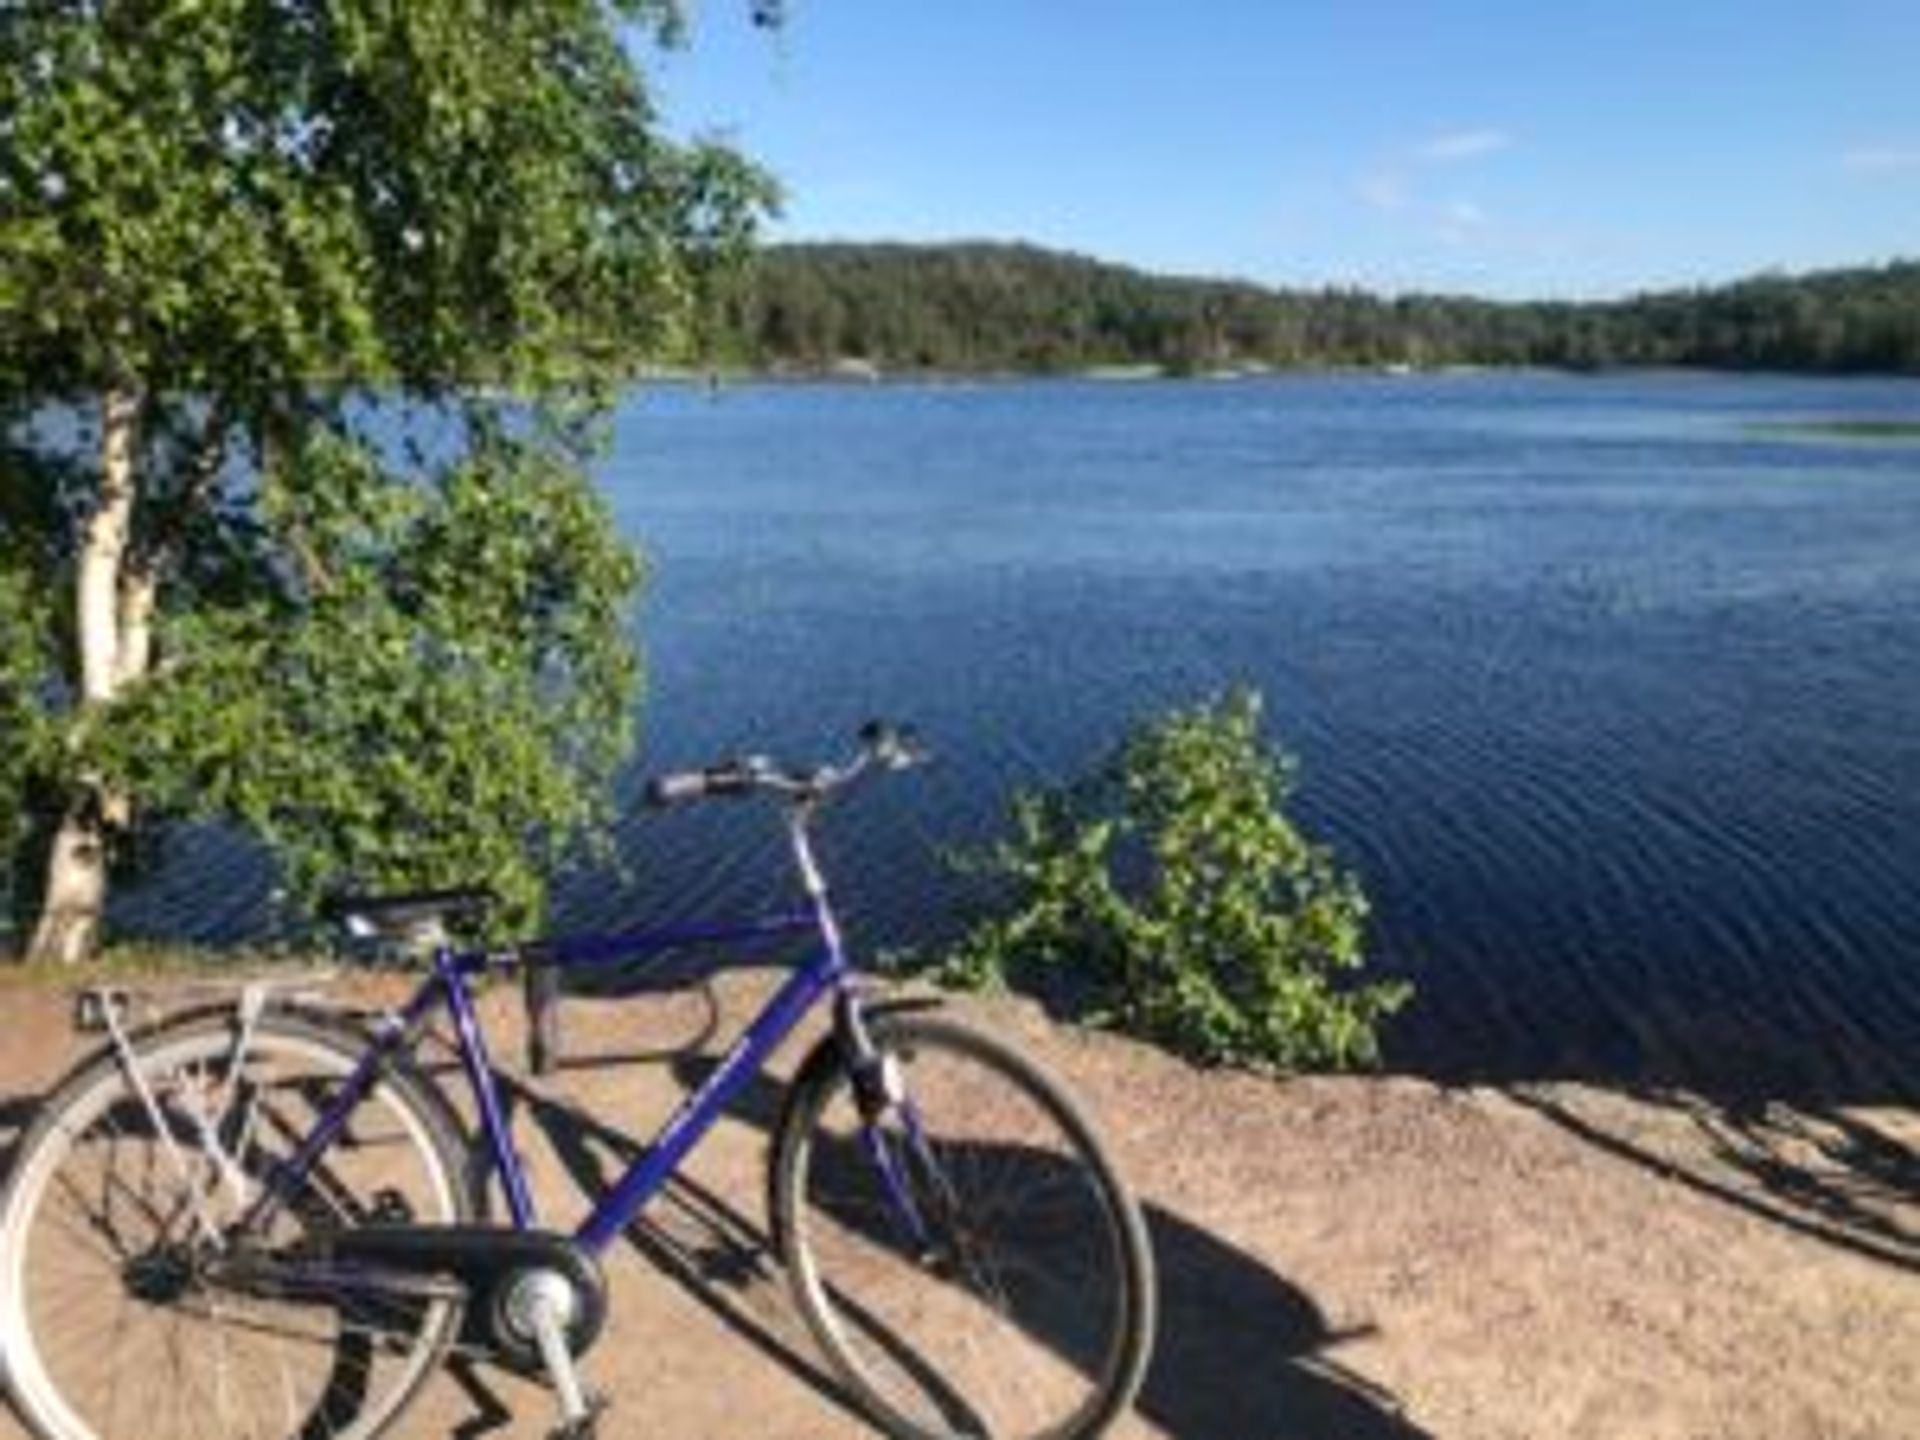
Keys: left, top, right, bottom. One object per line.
{"left": 0, "top": 1093, "right": 42, "bottom": 1189}
{"left": 491, "top": 1052, "right": 1427, "bottom": 1440}
{"left": 479, "top": 1068, "right": 874, "bottom": 1431}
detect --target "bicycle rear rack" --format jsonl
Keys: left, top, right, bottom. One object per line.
{"left": 72, "top": 969, "right": 341, "bottom": 1036}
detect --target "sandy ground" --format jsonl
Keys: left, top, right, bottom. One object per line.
{"left": 0, "top": 968, "right": 1914, "bottom": 1440}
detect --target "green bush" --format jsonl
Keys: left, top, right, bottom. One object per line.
{"left": 933, "top": 690, "right": 1410, "bottom": 1071}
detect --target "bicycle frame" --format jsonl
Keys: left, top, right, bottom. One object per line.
{"left": 252, "top": 818, "right": 866, "bottom": 1261}
{"left": 8, "top": 733, "right": 1157, "bottom": 1440}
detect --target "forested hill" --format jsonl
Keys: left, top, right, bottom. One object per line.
{"left": 717, "top": 242, "right": 1920, "bottom": 376}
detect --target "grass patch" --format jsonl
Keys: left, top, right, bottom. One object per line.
{"left": 0, "top": 944, "right": 295, "bottom": 990}
{"left": 1751, "top": 418, "right": 1920, "bottom": 442}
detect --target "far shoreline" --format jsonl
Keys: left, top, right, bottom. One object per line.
{"left": 636, "top": 359, "right": 1920, "bottom": 388}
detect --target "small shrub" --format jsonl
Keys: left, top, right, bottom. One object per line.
{"left": 933, "top": 689, "right": 1410, "bottom": 1071}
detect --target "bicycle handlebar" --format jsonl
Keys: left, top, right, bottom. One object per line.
{"left": 643, "top": 720, "right": 928, "bottom": 812}
{"left": 319, "top": 726, "right": 924, "bottom": 1076}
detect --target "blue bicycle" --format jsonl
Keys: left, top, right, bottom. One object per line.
{"left": 0, "top": 724, "right": 1156, "bottom": 1440}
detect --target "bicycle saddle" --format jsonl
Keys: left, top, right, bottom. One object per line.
{"left": 321, "top": 886, "right": 494, "bottom": 942}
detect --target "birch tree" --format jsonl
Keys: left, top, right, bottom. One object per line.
{"left": 0, "top": 1, "right": 773, "bottom": 960}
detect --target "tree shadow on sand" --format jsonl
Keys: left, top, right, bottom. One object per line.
{"left": 1411, "top": 1004, "right": 1920, "bottom": 1277}
{"left": 473, "top": 1044, "right": 1428, "bottom": 1440}
{"left": 1505, "top": 1084, "right": 1920, "bottom": 1275}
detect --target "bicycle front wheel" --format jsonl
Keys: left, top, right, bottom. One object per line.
{"left": 772, "top": 1010, "right": 1156, "bottom": 1440}
{"left": 0, "top": 1008, "right": 472, "bottom": 1440}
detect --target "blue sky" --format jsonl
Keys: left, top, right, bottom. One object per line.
{"left": 653, "top": 1, "right": 1920, "bottom": 300}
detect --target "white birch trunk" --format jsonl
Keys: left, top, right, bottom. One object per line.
{"left": 24, "top": 387, "right": 145, "bottom": 964}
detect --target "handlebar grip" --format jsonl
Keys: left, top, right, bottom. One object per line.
{"left": 645, "top": 760, "right": 761, "bottom": 807}
{"left": 644, "top": 770, "right": 710, "bottom": 808}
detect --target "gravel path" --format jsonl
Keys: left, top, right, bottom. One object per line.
{"left": 1, "top": 970, "right": 1914, "bottom": 1439}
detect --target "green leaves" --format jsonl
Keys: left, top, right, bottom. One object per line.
{"left": 95, "top": 415, "right": 642, "bottom": 934}
{"left": 0, "top": 1, "right": 773, "bottom": 397}
{"left": 933, "top": 690, "right": 1411, "bottom": 1073}
{"left": 0, "top": 4, "right": 773, "bottom": 951}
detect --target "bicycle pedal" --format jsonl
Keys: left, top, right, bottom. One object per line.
{"left": 546, "top": 1390, "right": 609, "bottom": 1440}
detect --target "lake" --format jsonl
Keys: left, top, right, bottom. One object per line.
{"left": 129, "top": 371, "right": 1920, "bottom": 1098}
{"left": 592, "top": 372, "right": 1920, "bottom": 1098}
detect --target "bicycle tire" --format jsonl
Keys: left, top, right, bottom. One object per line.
{"left": 771, "top": 1010, "right": 1156, "bottom": 1440}
{"left": 0, "top": 1007, "right": 473, "bottom": 1440}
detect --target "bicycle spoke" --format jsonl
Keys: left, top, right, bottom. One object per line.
{"left": 2, "top": 1014, "right": 466, "bottom": 1440}
{"left": 779, "top": 1013, "right": 1152, "bottom": 1440}
{"left": 41, "top": 1177, "right": 133, "bottom": 1266}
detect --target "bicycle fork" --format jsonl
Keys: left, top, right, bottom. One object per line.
{"left": 838, "top": 999, "right": 970, "bottom": 1267}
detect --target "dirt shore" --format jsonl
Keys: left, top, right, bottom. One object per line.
{"left": 0, "top": 969, "right": 1913, "bottom": 1439}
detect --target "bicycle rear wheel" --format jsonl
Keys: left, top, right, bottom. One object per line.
{"left": 772, "top": 1010, "right": 1155, "bottom": 1440}
{"left": 0, "top": 1008, "right": 472, "bottom": 1440}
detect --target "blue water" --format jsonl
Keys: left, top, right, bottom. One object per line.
{"left": 586, "top": 373, "right": 1920, "bottom": 1095}
{"left": 138, "top": 372, "right": 1920, "bottom": 1095}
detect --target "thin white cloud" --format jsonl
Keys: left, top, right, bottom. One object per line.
{"left": 1415, "top": 128, "right": 1513, "bottom": 163}
{"left": 1842, "top": 146, "right": 1920, "bottom": 175}
{"left": 1356, "top": 171, "right": 1409, "bottom": 211}
{"left": 1351, "top": 132, "right": 1511, "bottom": 231}
{"left": 1436, "top": 198, "right": 1491, "bottom": 246}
